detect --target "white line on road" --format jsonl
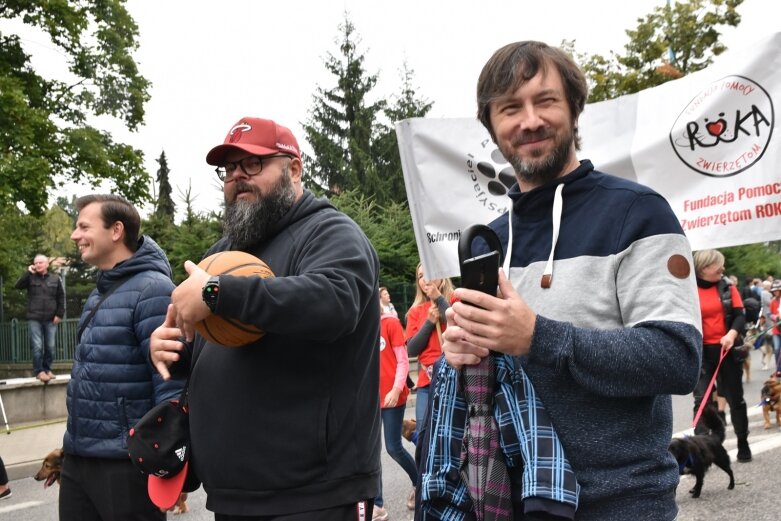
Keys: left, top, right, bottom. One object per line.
{"left": 0, "top": 500, "right": 45, "bottom": 514}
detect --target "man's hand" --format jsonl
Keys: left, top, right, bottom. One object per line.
{"left": 52, "top": 316, "right": 62, "bottom": 325}
{"left": 171, "top": 261, "right": 212, "bottom": 341}
{"left": 150, "top": 304, "right": 187, "bottom": 380}
{"left": 27, "top": 265, "right": 35, "bottom": 273}
{"left": 443, "top": 269, "right": 536, "bottom": 368}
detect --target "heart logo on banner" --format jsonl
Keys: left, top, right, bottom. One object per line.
{"left": 706, "top": 120, "right": 726, "bottom": 136}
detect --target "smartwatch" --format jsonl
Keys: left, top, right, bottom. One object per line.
{"left": 202, "top": 275, "right": 220, "bottom": 312}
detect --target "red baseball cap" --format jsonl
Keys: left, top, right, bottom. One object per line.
{"left": 127, "top": 400, "right": 191, "bottom": 510}
{"left": 148, "top": 461, "right": 189, "bottom": 510}
{"left": 206, "top": 117, "right": 301, "bottom": 165}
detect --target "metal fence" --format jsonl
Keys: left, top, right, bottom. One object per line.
{"left": 0, "top": 318, "right": 79, "bottom": 364}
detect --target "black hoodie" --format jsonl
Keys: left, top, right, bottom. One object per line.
{"left": 189, "top": 191, "right": 381, "bottom": 515}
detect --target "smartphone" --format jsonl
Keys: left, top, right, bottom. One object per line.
{"left": 460, "top": 250, "right": 500, "bottom": 296}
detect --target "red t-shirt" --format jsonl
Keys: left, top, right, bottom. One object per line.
{"left": 698, "top": 284, "right": 743, "bottom": 345}
{"left": 406, "top": 302, "right": 447, "bottom": 388}
{"left": 379, "top": 314, "right": 410, "bottom": 408}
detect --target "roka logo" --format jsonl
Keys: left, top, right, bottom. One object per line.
{"left": 669, "top": 75, "right": 774, "bottom": 177}
{"left": 228, "top": 122, "right": 252, "bottom": 143}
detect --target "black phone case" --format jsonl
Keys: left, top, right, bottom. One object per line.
{"left": 461, "top": 251, "right": 500, "bottom": 295}
{"left": 458, "top": 224, "right": 503, "bottom": 296}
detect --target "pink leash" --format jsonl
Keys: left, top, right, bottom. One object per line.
{"left": 691, "top": 347, "right": 730, "bottom": 428}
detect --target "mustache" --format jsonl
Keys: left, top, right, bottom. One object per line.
{"left": 228, "top": 181, "right": 261, "bottom": 201}
{"left": 510, "top": 129, "right": 553, "bottom": 146}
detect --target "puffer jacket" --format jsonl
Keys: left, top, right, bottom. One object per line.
{"left": 63, "top": 236, "right": 184, "bottom": 459}
{"left": 15, "top": 271, "right": 64, "bottom": 321}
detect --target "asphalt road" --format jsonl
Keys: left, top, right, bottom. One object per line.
{"left": 2, "top": 348, "right": 778, "bottom": 521}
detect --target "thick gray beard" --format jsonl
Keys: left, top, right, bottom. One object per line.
{"left": 223, "top": 170, "right": 296, "bottom": 249}
{"left": 504, "top": 127, "right": 574, "bottom": 186}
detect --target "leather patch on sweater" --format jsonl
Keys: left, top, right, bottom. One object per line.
{"left": 667, "top": 255, "right": 691, "bottom": 279}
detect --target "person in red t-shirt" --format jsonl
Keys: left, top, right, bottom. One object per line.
{"left": 769, "top": 280, "right": 781, "bottom": 372}
{"left": 692, "top": 249, "right": 752, "bottom": 462}
{"left": 405, "top": 263, "right": 454, "bottom": 440}
{"left": 373, "top": 304, "right": 417, "bottom": 520}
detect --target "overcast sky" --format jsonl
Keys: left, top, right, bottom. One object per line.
{"left": 5, "top": 0, "right": 777, "bottom": 217}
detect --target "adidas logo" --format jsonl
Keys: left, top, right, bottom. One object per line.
{"left": 175, "top": 446, "right": 187, "bottom": 461}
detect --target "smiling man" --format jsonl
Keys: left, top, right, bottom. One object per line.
{"left": 60, "top": 194, "right": 183, "bottom": 521}
{"left": 429, "top": 42, "right": 704, "bottom": 520}
{"left": 150, "top": 118, "right": 381, "bottom": 521}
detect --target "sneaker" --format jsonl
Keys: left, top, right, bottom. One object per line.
{"left": 46, "top": 371, "right": 56, "bottom": 379}
{"left": 737, "top": 439, "right": 752, "bottom": 462}
{"left": 36, "top": 371, "right": 51, "bottom": 383}
{"left": 0, "top": 487, "right": 11, "bottom": 500}
{"left": 402, "top": 419, "right": 417, "bottom": 442}
{"left": 372, "top": 505, "right": 389, "bottom": 521}
{"left": 406, "top": 487, "right": 415, "bottom": 510}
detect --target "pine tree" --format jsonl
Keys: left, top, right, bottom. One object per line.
{"left": 303, "top": 14, "right": 387, "bottom": 201}
{"left": 376, "top": 61, "right": 434, "bottom": 203}
{"left": 154, "top": 151, "right": 176, "bottom": 222}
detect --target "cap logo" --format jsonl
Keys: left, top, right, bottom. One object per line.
{"left": 228, "top": 123, "right": 252, "bottom": 144}
{"left": 175, "top": 446, "right": 187, "bottom": 461}
{"left": 277, "top": 142, "right": 297, "bottom": 154}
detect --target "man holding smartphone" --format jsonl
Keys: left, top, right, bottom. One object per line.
{"left": 437, "top": 41, "right": 702, "bottom": 521}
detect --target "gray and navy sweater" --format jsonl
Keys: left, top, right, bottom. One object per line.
{"left": 477, "top": 160, "right": 702, "bottom": 521}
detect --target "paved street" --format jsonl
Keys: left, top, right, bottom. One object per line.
{"left": 2, "top": 347, "right": 779, "bottom": 520}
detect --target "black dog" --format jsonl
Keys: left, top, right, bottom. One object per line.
{"left": 668, "top": 404, "right": 735, "bottom": 498}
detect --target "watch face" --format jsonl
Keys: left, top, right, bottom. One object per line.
{"left": 203, "top": 277, "right": 219, "bottom": 310}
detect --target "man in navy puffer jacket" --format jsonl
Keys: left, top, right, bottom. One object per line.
{"left": 60, "top": 194, "right": 184, "bottom": 521}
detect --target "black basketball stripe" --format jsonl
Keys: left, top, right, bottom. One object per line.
{"left": 221, "top": 263, "right": 271, "bottom": 275}
{"left": 223, "top": 317, "right": 263, "bottom": 334}
{"left": 202, "top": 252, "right": 227, "bottom": 272}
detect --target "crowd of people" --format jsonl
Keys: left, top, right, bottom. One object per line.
{"left": 6, "top": 38, "right": 781, "bottom": 521}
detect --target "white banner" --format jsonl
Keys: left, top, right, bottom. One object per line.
{"left": 398, "top": 32, "right": 781, "bottom": 280}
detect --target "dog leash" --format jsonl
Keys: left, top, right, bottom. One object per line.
{"left": 692, "top": 347, "right": 730, "bottom": 429}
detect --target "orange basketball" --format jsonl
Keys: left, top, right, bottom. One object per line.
{"left": 195, "top": 251, "right": 274, "bottom": 346}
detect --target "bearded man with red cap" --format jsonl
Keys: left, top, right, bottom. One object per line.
{"left": 150, "top": 117, "right": 381, "bottom": 521}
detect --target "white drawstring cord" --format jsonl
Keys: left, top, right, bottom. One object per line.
{"left": 503, "top": 183, "right": 564, "bottom": 289}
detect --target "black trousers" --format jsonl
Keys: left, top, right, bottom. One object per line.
{"left": 59, "top": 453, "right": 165, "bottom": 521}
{"left": 214, "top": 500, "right": 374, "bottom": 521}
{"left": 0, "top": 455, "right": 7, "bottom": 485}
{"left": 692, "top": 344, "right": 749, "bottom": 438}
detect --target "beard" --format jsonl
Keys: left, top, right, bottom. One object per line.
{"left": 501, "top": 125, "right": 575, "bottom": 186}
{"left": 222, "top": 168, "right": 297, "bottom": 249}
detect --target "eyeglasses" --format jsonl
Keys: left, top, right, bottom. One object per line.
{"left": 214, "top": 154, "right": 291, "bottom": 182}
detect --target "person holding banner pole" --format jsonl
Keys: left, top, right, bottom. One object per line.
{"left": 406, "top": 263, "right": 453, "bottom": 439}
{"left": 434, "top": 41, "right": 702, "bottom": 520}
{"left": 691, "top": 249, "right": 751, "bottom": 462}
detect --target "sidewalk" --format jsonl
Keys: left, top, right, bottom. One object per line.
{"left": 0, "top": 418, "right": 66, "bottom": 481}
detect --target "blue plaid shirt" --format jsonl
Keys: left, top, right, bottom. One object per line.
{"left": 419, "top": 355, "right": 579, "bottom": 520}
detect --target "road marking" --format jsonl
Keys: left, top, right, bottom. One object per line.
{"left": 0, "top": 500, "right": 44, "bottom": 514}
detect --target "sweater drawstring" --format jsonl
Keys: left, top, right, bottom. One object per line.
{"left": 503, "top": 183, "right": 564, "bottom": 289}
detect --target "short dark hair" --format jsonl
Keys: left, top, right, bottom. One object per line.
{"left": 75, "top": 194, "right": 141, "bottom": 252}
{"left": 477, "top": 41, "right": 588, "bottom": 149}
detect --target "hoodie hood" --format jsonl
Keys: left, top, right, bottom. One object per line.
{"left": 96, "top": 235, "right": 173, "bottom": 292}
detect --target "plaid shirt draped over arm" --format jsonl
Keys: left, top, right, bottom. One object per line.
{"left": 420, "top": 354, "right": 579, "bottom": 520}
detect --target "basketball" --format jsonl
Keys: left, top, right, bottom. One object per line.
{"left": 195, "top": 251, "right": 274, "bottom": 346}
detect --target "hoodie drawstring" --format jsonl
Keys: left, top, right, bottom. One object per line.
{"left": 503, "top": 183, "right": 564, "bottom": 289}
